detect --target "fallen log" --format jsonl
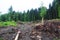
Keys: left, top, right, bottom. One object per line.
{"left": 14, "top": 31, "right": 21, "bottom": 40}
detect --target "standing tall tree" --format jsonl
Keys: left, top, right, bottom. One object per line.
{"left": 8, "top": 6, "right": 13, "bottom": 21}
{"left": 40, "top": 5, "right": 47, "bottom": 25}
{"left": 26, "top": 10, "right": 30, "bottom": 21}
{"left": 0, "top": 12, "right": 1, "bottom": 21}
{"left": 23, "top": 11, "right": 26, "bottom": 21}
{"left": 57, "top": 0, "right": 60, "bottom": 18}
{"left": 9, "top": 6, "right": 13, "bottom": 12}
{"left": 40, "top": 7, "right": 47, "bottom": 25}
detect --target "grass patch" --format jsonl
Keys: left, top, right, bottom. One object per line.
{"left": 0, "top": 21, "right": 17, "bottom": 27}
{"left": 0, "top": 37, "right": 3, "bottom": 40}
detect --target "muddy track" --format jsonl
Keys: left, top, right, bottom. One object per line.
{"left": 17, "top": 24, "right": 34, "bottom": 40}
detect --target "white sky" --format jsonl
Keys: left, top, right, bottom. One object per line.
{"left": 0, "top": 0, "right": 53, "bottom": 14}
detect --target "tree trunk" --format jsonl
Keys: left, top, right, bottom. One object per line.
{"left": 41, "top": 17, "right": 44, "bottom": 25}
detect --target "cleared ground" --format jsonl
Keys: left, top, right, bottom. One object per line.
{"left": 0, "top": 20, "right": 60, "bottom": 40}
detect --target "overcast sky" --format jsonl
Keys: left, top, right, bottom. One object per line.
{"left": 0, "top": 0, "right": 53, "bottom": 14}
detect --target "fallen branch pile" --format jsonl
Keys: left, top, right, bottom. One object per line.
{"left": 34, "top": 21, "right": 60, "bottom": 38}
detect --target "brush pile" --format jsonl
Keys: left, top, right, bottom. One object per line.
{"left": 30, "top": 21, "right": 60, "bottom": 40}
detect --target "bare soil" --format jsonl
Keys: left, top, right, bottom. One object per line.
{"left": 0, "top": 20, "right": 60, "bottom": 40}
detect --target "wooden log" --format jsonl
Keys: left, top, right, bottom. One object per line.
{"left": 14, "top": 31, "right": 21, "bottom": 40}
{"left": 37, "top": 35, "right": 42, "bottom": 40}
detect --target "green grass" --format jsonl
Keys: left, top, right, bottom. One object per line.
{"left": 53, "top": 38, "right": 60, "bottom": 40}
{"left": 0, "top": 21, "right": 17, "bottom": 27}
{"left": 0, "top": 37, "right": 3, "bottom": 40}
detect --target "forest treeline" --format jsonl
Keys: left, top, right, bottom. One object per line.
{"left": 0, "top": 0, "right": 60, "bottom": 22}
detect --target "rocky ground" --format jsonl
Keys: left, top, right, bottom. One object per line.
{"left": 0, "top": 20, "right": 60, "bottom": 40}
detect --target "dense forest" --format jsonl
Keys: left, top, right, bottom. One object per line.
{"left": 0, "top": 0, "right": 60, "bottom": 22}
